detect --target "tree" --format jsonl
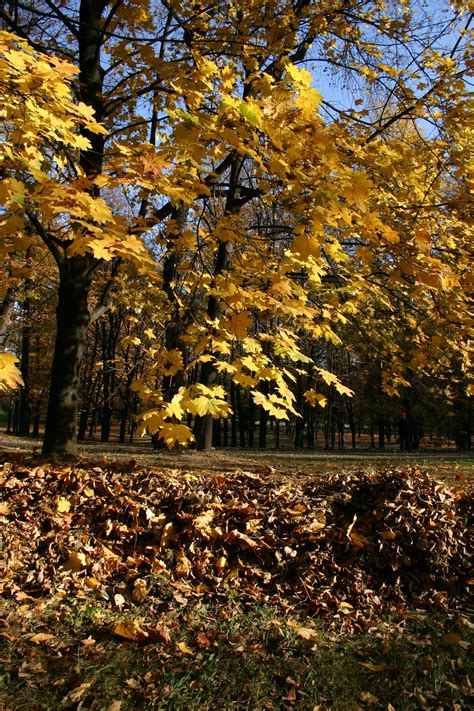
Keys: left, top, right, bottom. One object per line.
{"left": 0, "top": 1, "right": 471, "bottom": 454}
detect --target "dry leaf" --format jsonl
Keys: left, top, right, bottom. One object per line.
{"left": 177, "top": 641, "right": 194, "bottom": 655}
{"left": 360, "top": 691, "right": 379, "bottom": 703}
{"left": 107, "top": 702, "right": 122, "bottom": 711}
{"left": 111, "top": 619, "right": 147, "bottom": 642}
{"left": 132, "top": 578, "right": 149, "bottom": 603}
{"left": 62, "top": 550, "right": 87, "bottom": 572}
{"left": 30, "top": 632, "right": 55, "bottom": 644}
{"left": 359, "top": 662, "right": 386, "bottom": 672}
{"left": 68, "top": 682, "right": 91, "bottom": 703}
{"left": 288, "top": 621, "right": 319, "bottom": 643}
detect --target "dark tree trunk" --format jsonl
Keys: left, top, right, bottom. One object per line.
{"left": 7, "top": 397, "right": 13, "bottom": 434}
{"left": 230, "top": 381, "right": 237, "bottom": 447}
{"left": 237, "top": 385, "right": 246, "bottom": 447}
{"left": 18, "top": 297, "right": 31, "bottom": 437}
{"left": 346, "top": 398, "right": 356, "bottom": 449}
{"left": 32, "top": 413, "right": 40, "bottom": 438}
{"left": 78, "top": 408, "right": 89, "bottom": 441}
{"left": 378, "top": 416, "right": 385, "bottom": 449}
{"left": 42, "top": 260, "right": 93, "bottom": 456}
{"left": 119, "top": 407, "right": 128, "bottom": 443}
{"left": 212, "top": 418, "right": 222, "bottom": 447}
{"left": 259, "top": 406, "right": 268, "bottom": 448}
{"left": 247, "top": 396, "right": 255, "bottom": 448}
{"left": 13, "top": 398, "right": 19, "bottom": 435}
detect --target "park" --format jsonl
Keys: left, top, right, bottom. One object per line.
{"left": 0, "top": 0, "right": 472, "bottom": 708}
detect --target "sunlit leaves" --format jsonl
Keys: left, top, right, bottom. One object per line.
{"left": 0, "top": 352, "right": 23, "bottom": 392}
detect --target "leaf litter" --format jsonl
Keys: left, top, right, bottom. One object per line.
{"left": 0, "top": 457, "right": 472, "bottom": 708}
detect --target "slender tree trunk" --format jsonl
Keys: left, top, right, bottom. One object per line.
{"left": 42, "top": 260, "right": 93, "bottom": 456}
{"left": 248, "top": 396, "right": 255, "bottom": 448}
{"left": 230, "top": 381, "right": 237, "bottom": 447}
{"left": 378, "top": 416, "right": 385, "bottom": 449}
{"left": 78, "top": 408, "right": 89, "bottom": 441}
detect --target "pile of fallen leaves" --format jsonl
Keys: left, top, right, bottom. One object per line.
{"left": 1, "top": 458, "right": 472, "bottom": 632}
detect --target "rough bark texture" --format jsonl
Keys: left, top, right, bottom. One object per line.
{"left": 42, "top": 259, "right": 93, "bottom": 456}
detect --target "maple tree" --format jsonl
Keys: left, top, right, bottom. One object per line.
{"left": 0, "top": 0, "right": 471, "bottom": 453}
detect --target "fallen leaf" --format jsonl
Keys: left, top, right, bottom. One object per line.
{"left": 111, "top": 619, "right": 147, "bottom": 642}
{"left": 81, "top": 636, "right": 96, "bottom": 646}
{"left": 68, "top": 682, "right": 91, "bottom": 703}
{"left": 196, "top": 631, "right": 212, "bottom": 646}
{"left": 30, "top": 633, "right": 55, "bottom": 644}
{"left": 56, "top": 496, "right": 71, "bottom": 513}
{"left": 287, "top": 621, "right": 319, "bottom": 644}
{"left": 107, "top": 702, "right": 122, "bottom": 711}
{"left": 360, "top": 691, "right": 379, "bottom": 703}
{"left": 177, "top": 641, "right": 194, "bottom": 655}
{"left": 132, "top": 578, "right": 149, "bottom": 603}
{"left": 359, "top": 662, "right": 386, "bottom": 672}
{"left": 62, "top": 550, "right": 87, "bottom": 572}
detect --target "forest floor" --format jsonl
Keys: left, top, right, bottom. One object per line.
{"left": 0, "top": 436, "right": 472, "bottom": 710}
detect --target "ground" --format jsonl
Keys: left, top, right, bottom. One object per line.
{"left": 0, "top": 435, "right": 472, "bottom": 710}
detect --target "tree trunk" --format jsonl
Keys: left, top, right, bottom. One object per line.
{"left": 42, "top": 260, "right": 93, "bottom": 456}
{"left": 230, "top": 381, "right": 237, "bottom": 447}
{"left": 194, "top": 157, "right": 242, "bottom": 450}
{"left": 378, "top": 416, "right": 385, "bottom": 449}
{"left": 18, "top": 298, "right": 31, "bottom": 437}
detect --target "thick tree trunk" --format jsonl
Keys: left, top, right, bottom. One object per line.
{"left": 18, "top": 298, "right": 31, "bottom": 437}
{"left": 42, "top": 260, "right": 93, "bottom": 456}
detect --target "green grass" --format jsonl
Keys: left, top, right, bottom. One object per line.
{"left": 1, "top": 596, "right": 472, "bottom": 710}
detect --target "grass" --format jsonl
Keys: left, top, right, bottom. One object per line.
{"left": 1, "top": 595, "right": 472, "bottom": 710}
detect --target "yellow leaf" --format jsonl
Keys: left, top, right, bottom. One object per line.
{"left": 0, "top": 351, "right": 23, "bottom": 392}
{"left": 177, "top": 641, "right": 194, "bottom": 655}
{"left": 56, "top": 496, "right": 71, "bottom": 513}
{"left": 159, "top": 423, "right": 195, "bottom": 448}
{"left": 63, "top": 550, "right": 88, "bottom": 572}
{"left": 111, "top": 619, "right": 147, "bottom": 641}
{"left": 304, "top": 390, "right": 327, "bottom": 408}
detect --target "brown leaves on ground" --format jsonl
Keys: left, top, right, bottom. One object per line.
{"left": 1, "top": 459, "right": 471, "bottom": 632}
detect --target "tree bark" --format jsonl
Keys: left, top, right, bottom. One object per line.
{"left": 18, "top": 295, "right": 31, "bottom": 437}
{"left": 42, "top": 259, "right": 93, "bottom": 456}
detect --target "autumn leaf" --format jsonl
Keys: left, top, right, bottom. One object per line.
{"left": 359, "top": 662, "right": 387, "bottom": 672}
{"left": 30, "top": 632, "right": 55, "bottom": 644}
{"left": 62, "top": 550, "right": 88, "bottom": 572}
{"left": 0, "top": 352, "right": 23, "bottom": 392}
{"left": 177, "top": 641, "right": 194, "bottom": 655}
{"left": 55, "top": 496, "right": 71, "bottom": 513}
{"left": 111, "top": 619, "right": 148, "bottom": 642}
